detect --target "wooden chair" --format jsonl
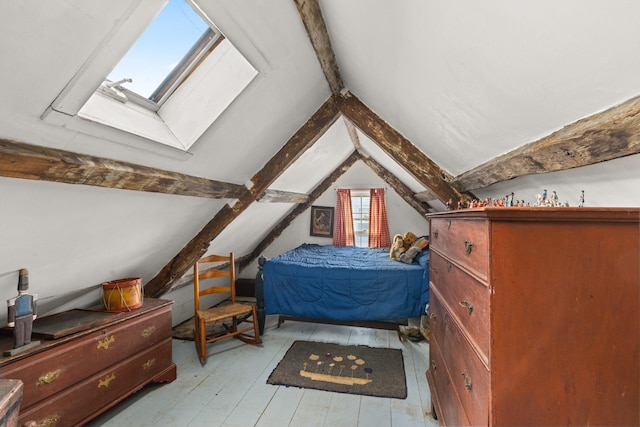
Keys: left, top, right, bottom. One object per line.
{"left": 193, "top": 253, "right": 261, "bottom": 365}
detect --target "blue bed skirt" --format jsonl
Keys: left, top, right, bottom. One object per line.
{"left": 263, "top": 244, "right": 429, "bottom": 321}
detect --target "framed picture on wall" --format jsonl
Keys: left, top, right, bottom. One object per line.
{"left": 310, "top": 206, "right": 334, "bottom": 237}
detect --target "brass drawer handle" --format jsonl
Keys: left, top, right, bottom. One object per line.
{"left": 97, "top": 335, "right": 115, "bottom": 350}
{"left": 431, "top": 360, "right": 437, "bottom": 371}
{"left": 98, "top": 373, "right": 116, "bottom": 389}
{"left": 142, "top": 326, "right": 156, "bottom": 338}
{"left": 143, "top": 358, "right": 156, "bottom": 370}
{"left": 459, "top": 300, "right": 474, "bottom": 315}
{"left": 431, "top": 266, "right": 438, "bottom": 275}
{"left": 429, "top": 312, "right": 437, "bottom": 323}
{"left": 446, "top": 219, "right": 451, "bottom": 229}
{"left": 27, "top": 415, "right": 59, "bottom": 427}
{"left": 462, "top": 371, "right": 473, "bottom": 390}
{"left": 464, "top": 240, "right": 473, "bottom": 254}
{"left": 446, "top": 261, "right": 452, "bottom": 272}
{"left": 433, "top": 231, "right": 438, "bottom": 239}
{"left": 37, "top": 369, "right": 61, "bottom": 385}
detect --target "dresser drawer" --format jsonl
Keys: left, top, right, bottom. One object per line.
{"left": 439, "top": 306, "right": 489, "bottom": 425}
{"left": 429, "top": 337, "right": 472, "bottom": 427}
{"left": 19, "top": 338, "right": 173, "bottom": 427}
{"left": 430, "top": 252, "right": 490, "bottom": 365}
{"left": 430, "top": 218, "right": 489, "bottom": 280}
{"left": 3, "top": 306, "right": 171, "bottom": 410}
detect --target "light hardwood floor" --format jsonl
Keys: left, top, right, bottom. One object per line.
{"left": 87, "top": 315, "right": 438, "bottom": 427}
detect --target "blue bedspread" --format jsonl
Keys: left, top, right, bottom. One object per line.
{"left": 263, "top": 244, "right": 429, "bottom": 321}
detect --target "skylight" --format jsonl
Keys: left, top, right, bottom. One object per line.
{"left": 44, "top": 0, "right": 259, "bottom": 154}
{"left": 105, "top": 0, "right": 222, "bottom": 106}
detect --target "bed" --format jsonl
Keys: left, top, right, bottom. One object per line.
{"left": 255, "top": 243, "right": 429, "bottom": 331}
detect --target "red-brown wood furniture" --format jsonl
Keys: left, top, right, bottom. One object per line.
{"left": 426, "top": 207, "right": 639, "bottom": 426}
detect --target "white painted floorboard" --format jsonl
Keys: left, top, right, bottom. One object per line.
{"left": 86, "top": 315, "right": 439, "bottom": 427}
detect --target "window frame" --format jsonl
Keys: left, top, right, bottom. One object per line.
{"left": 41, "top": 0, "right": 261, "bottom": 155}
{"left": 350, "top": 190, "right": 370, "bottom": 248}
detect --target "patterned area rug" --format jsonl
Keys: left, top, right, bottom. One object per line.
{"left": 267, "top": 340, "right": 407, "bottom": 399}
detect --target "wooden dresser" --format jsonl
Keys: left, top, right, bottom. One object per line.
{"left": 0, "top": 298, "right": 176, "bottom": 427}
{"left": 425, "top": 208, "right": 639, "bottom": 426}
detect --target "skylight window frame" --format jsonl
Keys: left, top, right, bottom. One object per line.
{"left": 111, "top": 1, "right": 225, "bottom": 111}
{"left": 41, "top": 0, "right": 266, "bottom": 156}
{"left": 149, "top": 27, "right": 223, "bottom": 106}
{"left": 113, "top": 28, "right": 224, "bottom": 112}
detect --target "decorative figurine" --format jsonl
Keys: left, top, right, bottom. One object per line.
{"left": 578, "top": 190, "right": 585, "bottom": 207}
{"left": 551, "top": 190, "right": 559, "bottom": 207}
{"left": 6, "top": 269, "right": 39, "bottom": 353}
{"left": 446, "top": 198, "right": 454, "bottom": 210}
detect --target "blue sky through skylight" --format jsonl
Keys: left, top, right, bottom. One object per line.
{"left": 107, "top": 0, "right": 209, "bottom": 98}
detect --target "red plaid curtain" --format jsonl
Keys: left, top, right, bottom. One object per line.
{"left": 333, "top": 189, "right": 355, "bottom": 246}
{"left": 368, "top": 188, "right": 391, "bottom": 247}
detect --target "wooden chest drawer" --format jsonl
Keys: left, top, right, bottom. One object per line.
{"left": 430, "top": 218, "right": 489, "bottom": 280}
{"left": 2, "top": 304, "right": 171, "bottom": 410}
{"left": 19, "top": 338, "right": 173, "bottom": 427}
{"left": 430, "top": 252, "right": 490, "bottom": 365}
{"left": 437, "top": 300, "right": 489, "bottom": 425}
{"left": 428, "top": 338, "right": 471, "bottom": 427}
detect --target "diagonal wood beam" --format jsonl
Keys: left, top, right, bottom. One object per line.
{"left": 145, "top": 96, "right": 341, "bottom": 297}
{"left": 343, "top": 116, "right": 362, "bottom": 151}
{"left": 453, "top": 96, "right": 640, "bottom": 191}
{"left": 337, "top": 92, "right": 468, "bottom": 205}
{"left": 294, "top": 0, "right": 344, "bottom": 95}
{"left": 257, "top": 189, "right": 309, "bottom": 203}
{"left": 0, "top": 138, "right": 245, "bottom": 198}
{"left": 238, "top": 151, "right": 362, "bottom": 271}
{"left": 360, "top": 156, "right": 433, "bottom": 216}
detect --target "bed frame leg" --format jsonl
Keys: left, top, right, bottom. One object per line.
{"left": 256, "top": 257, "right": 266, "bottom": 335}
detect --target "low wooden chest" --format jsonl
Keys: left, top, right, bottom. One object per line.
{"left": 1, "top": 298, "right": 176, "bottom": 427}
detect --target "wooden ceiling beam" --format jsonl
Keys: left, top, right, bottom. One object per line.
{"left": 360, "top": 156, "right": 433, "bottom": 216}
{"left": 343, "top": 116, "right": 362, "bottom": 151}
{"left": 257, "top": 189, "right": 309, "bottom": 203}
{"left": 294, "top": 0, "right": 344, "bottom": 95}
{"left": 145, "top": 96, "right": 341, "bottom": 297}
{"left": 170, "top": 153, "right": 361, "bottom": 292}
{"left": 338, "top": 92, "right": 468, "bottom": 205}
{"left": 0, "top": 138, "right": 246, "bottom": 199}
{"left": 237, "top": 151, "right": 361, "bottom": 271}
{"left": 453, "top": 96, "right": 640, "bottom": 191}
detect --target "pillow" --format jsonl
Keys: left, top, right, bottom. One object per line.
{"left": 399, "top": 236, "right": 430, "bottom": 264}
{"left": 412, "top": 237, "right": 429, "bottom": 251}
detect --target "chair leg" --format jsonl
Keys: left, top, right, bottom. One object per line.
{"left": 196, "top": 317, "right": 207, "bottom": 365}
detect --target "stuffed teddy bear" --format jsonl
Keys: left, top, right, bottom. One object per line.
{"left": 390, "top": 231, "right": 419, "bottom": 260}
{"left": 390, "top": 234, "right": 405, "bottom": 260}
{"left": 402, "top": 231, "right": 417, "bottom": 251}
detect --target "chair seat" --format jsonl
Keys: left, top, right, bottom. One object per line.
{"left": 197, "top": 302, "right": 255, "bottom": 323}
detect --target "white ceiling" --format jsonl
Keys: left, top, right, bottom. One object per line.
{"left": 321, "top": 0, "right": 640, "bottom": 175}
{"left": 1, "top": 0, "right": 639, "bottom": 316}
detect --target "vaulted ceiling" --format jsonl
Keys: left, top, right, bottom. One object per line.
{"left": 1, "top": 1, "right": 639, "bottom": 310}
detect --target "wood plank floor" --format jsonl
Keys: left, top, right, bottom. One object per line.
{"left": 86, "top": 315, "right": 438, "bottom": 427}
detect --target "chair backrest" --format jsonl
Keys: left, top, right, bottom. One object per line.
{"left": 193, "top": 253, "right": 236, "bottom": 312}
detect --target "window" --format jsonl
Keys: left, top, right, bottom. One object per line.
{"left": 351, "top": 191, "right": 370, "bottom": 247}
{"left": 103, "top": 0, "right": 223, "bottom": 109}
{"left": 43, "top": 0, "right": 259, "bottom": 154}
